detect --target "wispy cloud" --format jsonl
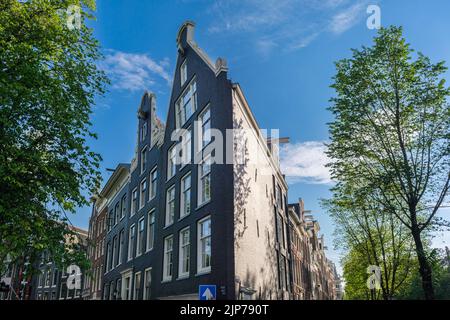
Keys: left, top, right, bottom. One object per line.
{"left": 329, "top": 1, "right": 367, "bottom": 34}
{"left": 100, "top": 50, "right": 171, "bottom": 91}
{"left": 207, "top": 0, "right": 371, "bottom": 56}
{"left": 280, "top": 141, "right": 332, "bottom": 185}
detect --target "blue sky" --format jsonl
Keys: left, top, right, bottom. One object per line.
{"left": 71, "top": 0, "right": 450, "bottom": 272}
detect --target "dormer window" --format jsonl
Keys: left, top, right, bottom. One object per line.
{"left": 175, "top": 79, "right": 197, "bottom": 128}
{"left": 180, "top": 60, "right": 187, "bottom": 86}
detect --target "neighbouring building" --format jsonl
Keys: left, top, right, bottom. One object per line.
{"left": 31, "top": 226, "right": 88, "bottom": 300}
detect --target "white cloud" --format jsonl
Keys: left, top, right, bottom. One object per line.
{"left": 329, "top": 1, "right": 367, "bottom": 34}
{"left": 207, "top": 0, "right": 370, "bottom": 56}
{"left": 280, "top": 141, "right": 332, "bottom": 184}
{"left": 101, "top": 50, "right": 171, "bottom": 91}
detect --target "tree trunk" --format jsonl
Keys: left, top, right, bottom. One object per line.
{"left": 412, "top": 228, "right": 435, "bottom": 299}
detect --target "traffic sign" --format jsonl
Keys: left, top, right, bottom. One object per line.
{"left": 199, "top": 285, "right": 216, "bottom": 300}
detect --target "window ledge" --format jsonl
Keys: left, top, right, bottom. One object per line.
{"left": 161, "top": 279, "right": 172, "bottom": 284}
{"left": 195, "top": 270, "right": 211, "bottom": 277}
{"left": 176, "top": 275, "right": 190, "bottom": 281}
{"left": 196, "top": 200, "right": 211, "bottom": 211}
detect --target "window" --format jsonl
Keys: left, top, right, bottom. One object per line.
{"left": 149, "top": 167, "right": 157, "bottom": 200}
{"left": 52, "top": 270, "right": 58, "bottom": 287}
{"left": 143, "top": 268, "right": 152, "bottom": 300}
{"left": 276, "top": 213, "right": 285, "bottom": 249}
{"left": 108, "top": 210, "right": 114, "bottom": 231}
{"left": 146, "top": 210, "right": 155, "bottom": 251}
{"left": 198, "top": 157, "right": 211, "bottom": 205}
{"left": 114, "top": 202, "right": 120, "bottom": 226}
{"left": 106, "top": 242, "right": 111, "bottom": 272}
{"left": 121, "top": 194, "right": 127, "bottom": 219}
{"left": 167, "top": 145, "right": 177, "bottom": 179}
{"left": 180, "top": 60, "right": 187, "bottom": 86}
{"left": 176, "top": 80, "right": 197, "bottom": 127}
{"left": 197, "top": 217, "right": 211, "bottom": 274}
{"left": 278, "top": 254, "right": 287, "bottom": 291}
{"left": 109, "top": 281, "right": 115, "bottom": 300}
{"left": 140, "top": 179, "right": 147, "bottom": 209}
{"left": 141, "top": 146, "right": 147, "bottom": 174}
{"left": 128, "top": 224, "right": 136, "bottom": 261}
{"left": 199, "top": 105, "right": 211, "bottom": 147}
{"left": 134, "top": 272, "right": 141, "bottom": 300}
{"left": 165, "top": 186, "right": 175, "bottom": 226}
{"left": 123, "top": 275, "right": 132, "bottom": 300}
{"left": 131, "top": 188, "right": 138, "bottom": 216}
{"left": 137, "top": 218, "right": 145, "bottom": 256}
{"left": 180, "top": 173, "right": 191, "bottom": 218}
{"left": 178, "top": 227, "right": 190, "bottom": 278}
{"left": 181, "top": 129, "right": 192, "bottom": 166}
{"left": 141, "top": 122, "right": 148, "bottom": 142}
{"left": 163, "top": 235, "right": 173, "bottom": 281}
{"left": 116, "top": 278, "right": 122, "bottom": 300}
{"left": 38, "top": 272, "right": 43, "bottom": 287}
{"left": 112, "top": 236, "right": 117, "bottom": 269}
{"left": 118, "top": 229, "right": 124, "bottom": 265}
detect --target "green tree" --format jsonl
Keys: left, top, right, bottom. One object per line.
{"left": 0, "top": 0, "right": 107, "bottom": 272}
{"left": 324, "top": 184, "right": 415, "bottom": 300}
{"left": 327, "top": 26, "right": 450, "bottom": 299}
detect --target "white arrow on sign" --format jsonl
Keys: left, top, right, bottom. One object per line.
{"left": 202, "top": 288, "right": 214, "bottom": 300}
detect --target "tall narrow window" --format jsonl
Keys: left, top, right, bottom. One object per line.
{"left": 167, "top": 145, "right": 177, "bottom": 179}
{"left": 114, "top": 202, "right": 120, "bottom": 226}
{"left": 199, "top": 105, "right": 211, "bottom": 147}
{"left": 106, "top": 242, "right": 111, "bottom": 272}
{"left": 165, "top": 186, "right": 175, "bottom": 226}
{"left": 178, "top": 227, "right": 190, "bottom": 278}
{"left": 181, "top": 129, "right": 192, "bottom": 166}
{"left": 134, "top": 272, "right": 141, "bottom": 300}
{"left": 141, "top": 146, "right": 147, "bottom": 174}
{"left": 198, "top": 157, "right": 211, "bottom": 205}
{"left": 131, "top": 188, "right": 138, "bottom": 216}
{"left": 143, "top": 268, "right": 152, "bottom": 300}
{"left": 163, "top": 235, "right": 173, "bottom": 281}
{"left": 149, "top": 167, "right": 157, "bottom": 200}
{"left": 146, "top": 210, "right": 155, "bottom": 251}
{"left": 176, "top": 80, "right": 197, "bottom": 127}
{"left": 120, "top": 194, "right": 126, "bottom": 219}
{"left": 118, "top": 229, "right": 124, "bottom": 266}
{"left": 137, "top": 217, "right": 145, "bottom": 256}
{"left": 128, "top": 224, "right": 136, "bottom": 261}
{"left": 123, "top": 275, "right": 131, "bottom": 300}
{"left": 180, "top": 60, "right": 187, "bottom": 86}
{"left": 140, "top": 179, "right": 147, "bottom": 209}
{"left": 112, "top": 236, "right": 117, "bottom": 269}
{"left": 180, "top": 173, "right": 191, "bottom": 218}
{"left": 197, "top": 217, "right": 211, "bottom": 274}
{"left": 108, "top": 210, "right": 114, "bottom": 231}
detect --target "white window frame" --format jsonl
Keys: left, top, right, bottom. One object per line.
{"left": 140, "top": 146, "right": 147, "bottom": 174}
{"left": 139, "top": 179, "right": 147, "bottom": 209}
{"left": 162, "top": 235, "right": 174, "bottom": 282}
{"left": 143, "top": 267, "right": 152, "bottom": 300}
{"left": 167, "top": 144, "right": 177, "bottom": 180}
{"left": 181, "top": 128, "right": 192, "bottom": 168}
{"left": 141, "top": 121, "right": 148, "bottom": 142}
{"left": 112, "top": 235, "right": 117, "bottom": 270}
{"left": 198, "top": 155, "right": 211, "bottom": 206}
{"left": 134, "top": 272, "right": 141, "bottom": 300}
{"left": 178, "top": 227, "right": 190, "bottom": 279}
{"left": 120, "top": 194, "right": 126, "bottom": 220}
{"left": 197, "top": 216, "right": 211, "bottom": 274}
{"left": 175, "top": 79, "right": 197, "bottom": 128}
{"left": 118, "top": 229, "right": 124, "bottom": 266}
{"left": 128, "top": 224, "right": 136, "bottom": 261}
{"left": 122, "top": 274, "right": 132, "bottom": 300}
{"left": 149, "top": 166, "right": 157, "bottom": 200}
{"left": 180, "top": 172, "right": 191, "bottom": 219}
{"left": 198, "top": 104, "right": 211, "bottom": 148}
{"left": 165, "top": 186, "right": 175, "bottom": 227}
{"left": 146, "top": 209, "right": 155, "bottom": 252}
{"left": 180, "top": 60, "right": 187, "bottom": 86}
{"left": 131, "top": 188, "right": 138, "bottom": 216}
{"left": 136, "top": 217, "right": 145, "bottom": 257}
